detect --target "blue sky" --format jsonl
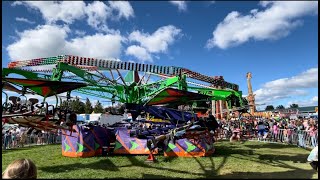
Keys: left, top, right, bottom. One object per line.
{"left": 2, "top": 1, "right": 318, "bottom": 110}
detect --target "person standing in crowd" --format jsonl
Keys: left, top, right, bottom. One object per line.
{"left": 48, "top": 131, "right": 53, "bottom": 144}
{"left": 287, "top": 120, "right": 296, "bottom": 144}
{"left": 268, "top": 119, "right": 274, "bottom": 133}
{"left": 283, "top": 125, "right": 289, "bottom": 143}
{"left": 18, "top": 126, "right": 26, "bottom": 147}
{"left": 263, "top": 120, "right": 269, "bottom": 139}
{"left": 303, "top": 119, "right": 309, "bottom": 129}
{"left": 257, "top": 121, "right": 266, "bottom": 141}
{"left": 15, "top": 127, "right": 21, "bottom": 148}
{"left": 36, "top": 130, "right": 42, "bottom": 145}
{"left": 296, "top": 120, "right": 306, "bottom": 148}
{"left": 41, "top": 130, "right": 46, "bottom": 145}
{"left": 10, "top": 128, "right": 17, "bottom": 148}
{"left": 273, "top": 122, "right": 279, "bottom": 142}
{"left": 307, "top": 123, "right": 317, "bottom": 148}
{"left": 26, "top": 127, "right": 33, "bottom": 145}
{"left": 4, "top": 130, "right": 11, "bottom": 150}
{"left": 230, "top": 124, "right": 241, "bottom": 142}
{"left": 30, "top": 129, "right": 36, "bottom": 144}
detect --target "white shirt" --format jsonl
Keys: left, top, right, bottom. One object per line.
{"left": 308, "top": 146, "right": 318, "bottom": 162}
{"left": 19, "top": 127, "right": 26, "bottom": 135}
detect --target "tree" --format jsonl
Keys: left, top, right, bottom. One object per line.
{"left": 104, "top": 103, "right": 124, "bottom": 115}
{"left": 70, "top": 97, "right": 85, "bottom": 114}
{"left": 93, "top": 100, "right": 104, "bottom": 113}
{"left": 290, "top": 104, "right": 299, "bottom": 108}
{"left": 84, "top": 98, "right": 93, "bottom": 114}
{"left": 276, "top": 105, "right": 285, "bottom": 109}
{"left": 265, "top": 105, "right": 274, "bottom": 111}
{"left": 59, "top": 99, "right": 69, "bottom": 109}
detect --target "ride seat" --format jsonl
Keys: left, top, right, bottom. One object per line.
{"left": 9, "top": 96, "right": 18, "bottom": 104}
{"left": 28, "top": 98, "right": 39, "bottom": 105}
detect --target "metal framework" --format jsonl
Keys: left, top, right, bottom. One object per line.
{"left": 3, "top": 55, "right": 244, "bottom": 110}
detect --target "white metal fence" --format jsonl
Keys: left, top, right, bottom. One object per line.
{"left": 3, "top": 133, "right": 62, "bottom": 149}
{"left": 256, "top": 129, "right": 318, "bottom": 148}
{"left": 217, "top": 128, "right": 318, "bottom": 149}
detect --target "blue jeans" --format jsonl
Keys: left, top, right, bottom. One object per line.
{"left": 311, "top": 136, "right": 317, "bottom": 147}
{"left": 4, "top": 136, "right": 10, "bottom": 149}
{"left": 298, "top": 134, "right": 305, "bottom": 147}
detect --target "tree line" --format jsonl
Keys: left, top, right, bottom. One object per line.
{"left": 59, "top": 97, "right": 300, "bottom": 114}
{"left": 264, "top": 103, "right": 299, "bottom": 111}
{"left": 59, "top": 97, "right": 124, "bottom": 114}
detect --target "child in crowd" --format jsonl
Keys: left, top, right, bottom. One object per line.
{"left": 2, "top": 158, "right": 37, "bottom": 179}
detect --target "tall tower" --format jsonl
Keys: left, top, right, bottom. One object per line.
{"left": 246, "top": 72, "right": 255, "bottom": 114}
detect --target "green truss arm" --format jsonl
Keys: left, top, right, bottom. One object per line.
{"left": 186, "top": 86, "right": 244, "bottom": 109}
{"left": 136, "top": 75, "right": 187, "bottom": 102}
{"left": 51, "top": 62, "right": 128, "bottom": 100}
{"left": 2, "top": 68, "right": 41, "bottom": 79}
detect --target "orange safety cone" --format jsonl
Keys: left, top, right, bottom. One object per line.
{"left": 145, "top": 153, "right": 157, "bottom": 163}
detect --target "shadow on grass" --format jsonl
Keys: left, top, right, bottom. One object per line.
{"left": 258, "top": 154, "right": 308, "bottom": 163}
{"left": 119, "top": 155, "right": 222, "bottom": 178}
{"left": 213, "top": 145, "right": 254, "bottom": 157}
{"left": 244, "top": 143, "right": 297, "bottom": 149}
{"left": 39, "top": 158, "right": 119, "bottom": 173}
{"left": 221, "top": 169, "right": 316, "bottom": 179}
{"left": 163, "top": 156, "right": 178, "bottom": 163}
{"left": 142, "top": 173, "right": 173, "bottom": 179}
{"left": 24, "top": 141, "right": 317, "bottom": 179}
{"left": 1, "top": 145, "right": 51, "bottom": 154}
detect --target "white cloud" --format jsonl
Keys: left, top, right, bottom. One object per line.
{"left": 15, "top": 17, "right": 35, "bottom": 24}
{"left": 91, "top": 99, "right": 99, "bottom": 106}
{"left": 169, "top": 1, "right": 187, "bottom": 12}
{"left": 263, "top": 68, "right": 318, "bottom": 89}
{"left": 312, "top": 96, "right": 318, "bottom": 102}
{"left": 14, "top": 1, "right": 87, "bottom": 24}
{"left": 65, "top": 33, "right": 124, "bottom": 59}
{"left": 286, "top": 96, "right": 318, "bottom": 108}
{"left": 253, "top": 67, "right": 318, "bottom": 105}
{"left": 7, "top": 25, "right": 69, "bottom": 60}
{"left": 125, "top": 45, "right": 152, "bottom": 62}
{"left": 74, "top": 30, "right": 86, "bottom": 36}
{"left": 126, "top": 25, "right": 182, "bottom": 62}
{"left": 128, "top": 25, "right": 181, "bottom": 53}
{"left": 108, "top": 1, "right": 134, "bottom": 20}
{"left": 11, "top": 1, "right": 23, "bottom": 6}
{"left": 85, "top": 1, "right": 111, "bottom": 29}
{"left": 12, "top": 1, "right": 134, "bottom": 32}
{"left": 7, "top": 24, "right": 125, "bottom": 60}
{"left": 206, "top": 1, "right": 318, "bottom": 49}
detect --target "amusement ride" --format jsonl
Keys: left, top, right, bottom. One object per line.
{"left": 2, "top": 55, "right": 250, "bottom": 159}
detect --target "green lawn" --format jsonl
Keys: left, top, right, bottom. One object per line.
{"left": 2, "top": 141, "right": 318, "bottom": 179}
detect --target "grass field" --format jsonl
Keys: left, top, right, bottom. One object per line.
{"left": 2, "top": 140, "right": 318, "bottom": 179}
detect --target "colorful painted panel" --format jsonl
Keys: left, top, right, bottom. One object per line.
{"left": 113, "top": 127, "right": 158, "bottom": 155}
{"left": 3, "top": 78, "right": 87, "bottom": 97}
{"left": 163, "top": 130, "right": 215, "bottom": 157}
{"left": 146, "top": 88, "right": 209, "bottom": 106}
{"left": 61, "top": 125, "right": 113, "bottom": 157}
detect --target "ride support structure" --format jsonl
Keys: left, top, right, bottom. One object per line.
{"left": 4, "top": 55, "right": 245, "bottom": 119}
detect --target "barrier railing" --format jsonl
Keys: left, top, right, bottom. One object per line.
{"left": 260, "top": 129, "right": 318, "bottom": 149}
{"left": 216, "top": 128, "right": 318, "bottom": 149}
{"left": 2, "top": 133, "right": 61, "bottom": 149}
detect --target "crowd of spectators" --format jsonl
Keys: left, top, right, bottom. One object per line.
{"left": 2, "top": 125, "right": 61, "bottom": 150}
{"left": 214, "top": 117, "right": 318, "bottom": 148}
